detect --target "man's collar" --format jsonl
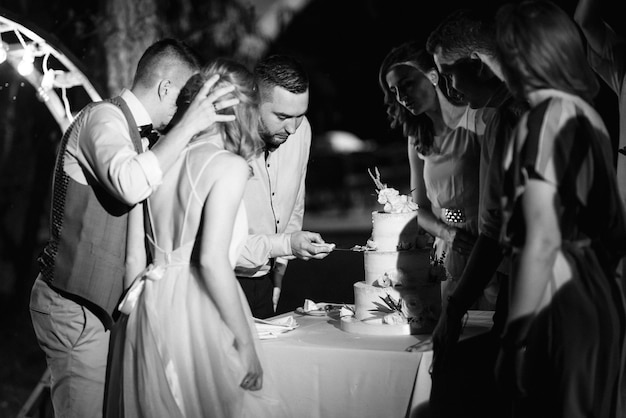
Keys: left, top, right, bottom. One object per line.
{"left": 120, "top": 89, "right": 152, "bottom": 128}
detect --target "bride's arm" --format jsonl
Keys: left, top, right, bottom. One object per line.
{"left": 198, "top": 152, "right": 263, "bottom": 391}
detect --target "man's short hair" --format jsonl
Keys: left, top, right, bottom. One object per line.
{"left": 426, "top": 9, "right": 496, "bottom": 59}
{"left": 253, "top": 55, "right": 309, "bottom": 98}
{"left": 132, "top": 38, "right": 201, "bottom": 89}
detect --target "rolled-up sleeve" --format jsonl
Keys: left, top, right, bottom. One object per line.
{"left": 78, "top": 104, "right": 162, "bottom": 205}
{"left": 236, "top": 233, "right": 292, "bottom": 274}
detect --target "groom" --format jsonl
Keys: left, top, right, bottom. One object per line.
{"left": 29, "top": 39, "right": 234, "bottom": 418}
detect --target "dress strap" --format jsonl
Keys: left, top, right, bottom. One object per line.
{"left": 179, "top": 147, "right": 230, "bottom": 246}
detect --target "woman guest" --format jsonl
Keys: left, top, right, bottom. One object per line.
{"left": 495, "top": 1, "right": 626, "bottom": 416}
{"left": 106, "top": 58, "right": 287, "bottom": 417}
{"left": 378, "top": 41, "right": 496, "bottom": 310}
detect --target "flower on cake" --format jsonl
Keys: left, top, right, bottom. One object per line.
{"left": 365, "top": 239, "right": 377, "bottom": 251}
{"left": 377, "top": 271, "right": 393, "bottom": 287}
{"left": 368, "top": 167, "right": 418, "bottom": 214}
{"left": 370, "top": 293, "right": 410, "bottom": 324}
{"left": 375, "top": 269, "right": 408, "bottom": 288}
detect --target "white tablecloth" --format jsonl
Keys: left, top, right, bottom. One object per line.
{"left": 260, "top": 309, "right": 493, "bottom": 418}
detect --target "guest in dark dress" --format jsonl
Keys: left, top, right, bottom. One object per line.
{"left": 495, "top": 1, "right": 626, "bottom": 416}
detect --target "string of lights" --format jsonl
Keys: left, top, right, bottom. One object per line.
{"left": 0, "top": 12, "right": 102, "bottom": 132}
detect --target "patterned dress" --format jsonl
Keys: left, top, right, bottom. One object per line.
{"left": 501, "top": 89, "right": 626, "bottom": 417}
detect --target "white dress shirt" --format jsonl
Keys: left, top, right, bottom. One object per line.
{"left": 235, "top": 117, "right": 312, "bottom": 277}
{"left": 63, "top": 89, "right": 162, "bottom": 205}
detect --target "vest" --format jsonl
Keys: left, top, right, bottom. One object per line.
{"left": 38, "top": 96, "right": 144, "bottom": 329}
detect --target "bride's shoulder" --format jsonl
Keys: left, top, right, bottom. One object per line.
{"left": 185, "top": 142, "right": 245, "bottom": 176}
{"left": 211, "top": 150, "right": 248, "bottom": 176}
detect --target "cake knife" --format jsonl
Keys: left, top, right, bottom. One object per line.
{"left": 331, "top": 245, "right": 371, "bottom": 252}
{"left": 311, "top": 243, "right": 371, "bottom": 252}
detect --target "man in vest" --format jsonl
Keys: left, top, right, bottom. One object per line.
{"left": 29, "top": 39, "right": 237, "bottom": 418}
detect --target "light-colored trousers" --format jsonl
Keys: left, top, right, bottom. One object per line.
{"left": 29, "top": 274, "right": 110, "bottom": 418}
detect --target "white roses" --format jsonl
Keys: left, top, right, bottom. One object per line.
{"left": 376, "top": 187, "right": 418, "bottom": 214}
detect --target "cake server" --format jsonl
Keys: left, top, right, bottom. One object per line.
{"left": 332, "top": 245, "right": 371, "bottom": 252}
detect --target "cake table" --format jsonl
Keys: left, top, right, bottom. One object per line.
{"left": 260, "top": 309, "right": 493, "bottom": 418}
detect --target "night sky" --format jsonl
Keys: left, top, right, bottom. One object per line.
{"left": 0, "top": 0, "right": 621, "bottom": 147}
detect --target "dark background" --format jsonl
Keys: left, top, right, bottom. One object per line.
{"left": 0, "top": 0, "right": 623, "bottom": 416}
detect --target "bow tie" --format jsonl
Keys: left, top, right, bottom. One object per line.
{"left": 138, "top": 124, "right": 159, "bottom": 149}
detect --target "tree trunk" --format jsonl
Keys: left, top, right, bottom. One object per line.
{"left": 99, "top": 0, "right": 160, "bottom": 95}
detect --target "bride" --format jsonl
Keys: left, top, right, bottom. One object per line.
{"left": 106, "top": 58, "right": 286, "bottom": 418}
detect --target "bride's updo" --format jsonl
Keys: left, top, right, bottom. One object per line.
{"left": 174, "top": 57, "right": 264, "bottom": 162}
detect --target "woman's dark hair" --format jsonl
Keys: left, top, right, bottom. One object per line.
{"left": 170, "top": 58, "right": 264, "bottom": 161}
{"left": 495, "top": 0, "right": 599, "bottom": 103}
{"left": 378, "top": 41, "right": 458, "bottom": 154}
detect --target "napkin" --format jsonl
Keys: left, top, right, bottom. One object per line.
{"left": 255, "top": 315, "right": 298, "bottom": 339}
{"left": 303, "top": 299, "right": 319, "bottom": 312}
{"left": 339, "top": 305, "right": 355, "bottom": 318}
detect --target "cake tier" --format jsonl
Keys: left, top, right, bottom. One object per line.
{"left": 353, "top": 281, "right": 440, "bottom": 335}
{"left": 364, "top": 249, "right": 431, "bottom": 286}
{"left": 354, "top": 248, "right": 442, "bottom": 335}
{"left": 370, "top": 211, "right": 419, "bottom": 251}
{"left": 354, "top": 281, "right": 403, "bottom": 321}
{"left": 339, "top": 316, "right": 411, "bottom": 336}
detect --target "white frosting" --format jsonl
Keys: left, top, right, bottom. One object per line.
{"left": 354, "top": 281, "right": 404, "bottom": 321}
{"left": 344, "top": 200, "right": 441, "bottom": 335}
{"left": 363, "top": 250, "right": 430, "bottom": 286}
{"left": 370, "top": 211, "right": 419, "bottom": 251}
{"left": 345, "top": 173, "right": 438, "bottom": 335}
{"left": 353, "top": 245, "right": 442, "bottom": 334}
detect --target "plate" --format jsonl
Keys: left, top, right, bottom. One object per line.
{"left": 295, "top": 307, "right": 327, "bottom": 316}
{"left": 295, "top": 303, "right": 344, "bottom": 317}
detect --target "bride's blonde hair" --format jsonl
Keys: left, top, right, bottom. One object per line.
{"left": 173, "top": 57, "right": 264, "bottom": 162}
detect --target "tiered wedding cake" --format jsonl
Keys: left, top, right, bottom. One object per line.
{"left": 341, "top": 169, "right": 441, "bottom": 336}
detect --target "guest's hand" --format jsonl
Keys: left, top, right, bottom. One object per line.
{"left": 495, "top": 315, "right": 534, "bottom": 398}
{"left": 430, "top": 306, "right": 464, "bottom": 374}
{"left": 239, "top": 343, "right": 263, "bottom": 391}
{"left": 290, "top": 231, "right": 335, "bottom": 260}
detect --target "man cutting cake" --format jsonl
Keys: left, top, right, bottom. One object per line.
{"left": 235, "top": 55, "right": 334, "bottom": 319}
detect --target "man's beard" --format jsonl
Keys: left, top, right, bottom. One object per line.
{"left": 262, "top": 132, "right": 288, "bottom": 152}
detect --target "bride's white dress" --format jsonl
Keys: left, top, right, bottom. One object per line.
{"left": 107, "top": 139, "right": 285, "bottom": 418}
